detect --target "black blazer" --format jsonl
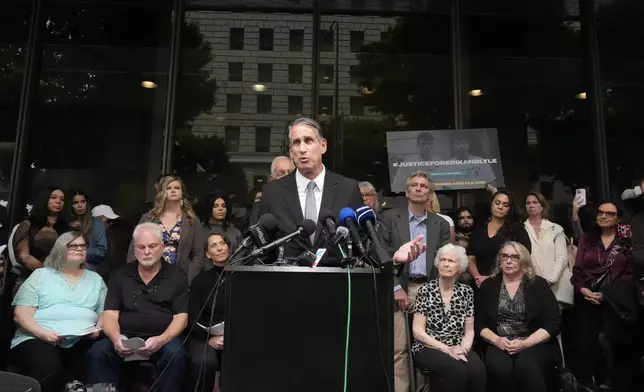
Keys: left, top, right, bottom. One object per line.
{"left": 257, "top": 169, "right": 363, "bottom": 260}
{"left": 475, "top": 274, "right": 560, "bottom": 344}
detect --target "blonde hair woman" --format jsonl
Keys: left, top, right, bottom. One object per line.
{"left": 524, "top": 192, "right": 572, "bottom": 306}
{"left": 127, "top": 175, "right": 204, "bottom": 282}
{"left": 475, "top": 242, "right": 560, "bottom": 392}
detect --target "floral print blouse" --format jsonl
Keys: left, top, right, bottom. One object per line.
{"left": 160, "top": 220, "right": 182, "bottom": 265}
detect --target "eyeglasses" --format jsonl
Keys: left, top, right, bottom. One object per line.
{"left": 597, "top": 210, "right": 617, "bottom": 218}
{"left": 67, "top": 243, "right": 88, "bottom": 251}
{"left": 500, "top": 253, "right": 520, "bottom": 261}
{"left": 361, "top": 193, "right": 375, "bottom": 198}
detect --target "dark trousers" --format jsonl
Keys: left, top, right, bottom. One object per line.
{"left": 10, "top": 338, "right": 93, "bottom": 392}
{"left": 184, "top": 337, "right": 222, "bottom": 392}
{"left": 86, "top": 337, "right": 188, "bottom": 392}
{"left": 414, "top": 348, "right": 486, "bottom": 392}
{"left": 484, "top": 343, "right": 551, "bottom": 392}
{"left": 570, "top": 298, "right": 605, "bottom": 387}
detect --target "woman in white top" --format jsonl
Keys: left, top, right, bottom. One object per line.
{"left": 524, "top": 192, "right": 572, "bottom": 305}
{"left": 428, "top": 191, "right": 455, "bottom": 243}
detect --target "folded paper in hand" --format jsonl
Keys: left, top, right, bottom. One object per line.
{"left": 197, "top": 321, "right": 224, "bottom": 336}
{"left": 120, "top": 336, "right": 149, "bottom": 362}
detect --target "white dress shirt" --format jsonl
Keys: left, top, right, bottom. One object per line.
{"left": 295, "top": 166, "right": 326, "bottom": 222}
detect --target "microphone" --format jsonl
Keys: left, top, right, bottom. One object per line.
{"left": 318, "top": 208, "right": 337, "bottom": 238}
{"left": 332, "top": 226, "right": 349, "bottom": 245}
{"left": 250, "top": 219, "right": 317, "bottom": 258}
{"left": 338, "top": 207, "right": 367, "bottom": 257}
{"left": 356, "top": 205, "right": 391, "bottom": 265}
{"left": 230, "top": 213, "right": 279, "bottom": 260}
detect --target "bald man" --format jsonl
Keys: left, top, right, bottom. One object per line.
{"left": 270, "top": 156, "right": 295, "bottom": 181}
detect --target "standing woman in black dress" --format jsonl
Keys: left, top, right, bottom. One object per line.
{"left": 467, "top": 191, "right": 531, "bottom": 288}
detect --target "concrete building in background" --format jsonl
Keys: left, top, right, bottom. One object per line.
{"left": 185, "top": 10, "right": 396, "bottom": 188}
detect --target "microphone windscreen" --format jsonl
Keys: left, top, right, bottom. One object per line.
{"left": 356, "top": 205, "right": 376, "bottom": 229}
{"left": 339, "top": 207, "right": 357, "bottom": 224}
{"left": 258, "top": 213, "right": 279, "bottom": 230}
{"left": 336, "top": 226, "right": 349, "bottom": 240}
{"left": 318, "top": 208, "right": 336, "bottom": 224}
{"left": 299, "top": 219, "right": 317, "bottom": 236}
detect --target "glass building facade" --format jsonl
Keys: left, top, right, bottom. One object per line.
{"left": 2, "top": 0, "right": 643, "bottom": 226}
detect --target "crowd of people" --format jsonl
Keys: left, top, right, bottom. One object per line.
{"left": 0, "top": 116, "right": 643, "bottom": 392}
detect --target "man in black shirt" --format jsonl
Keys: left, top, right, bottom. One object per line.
{"left": 86, "top": 222, "right": 189, "bottom": 392}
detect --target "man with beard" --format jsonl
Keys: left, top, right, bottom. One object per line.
{"left": 379, "top": 170, "right": 451, "bottom": 392}
{"left": 454, "top": 207, "right": 475, "bottom": 248}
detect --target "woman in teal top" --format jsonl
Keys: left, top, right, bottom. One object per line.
{"left": 10, "top": 231, "right": 106, "bottom": 392}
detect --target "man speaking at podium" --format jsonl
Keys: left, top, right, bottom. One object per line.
{"left": 257, "top": 117, "right": 363, "bottom": 261}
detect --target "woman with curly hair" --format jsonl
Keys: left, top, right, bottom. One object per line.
{"left": 127, "top": 175, "right": 204, "bottom": 283}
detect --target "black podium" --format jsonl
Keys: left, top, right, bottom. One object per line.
{"left": 223, "top": 265, "right": 394, "bottom": 392}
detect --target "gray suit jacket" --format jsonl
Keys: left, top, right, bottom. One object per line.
{"left": 126, "top": 213, "right": 205, "bottom": 283}
{"left": 379, "top": 207, "right": 451, "bottom": 291}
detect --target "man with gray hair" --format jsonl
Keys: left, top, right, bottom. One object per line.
{"left": 258, "top": 117, "right": 362, "bottom": 262}
{"left": 270, "top": 155, "right": 295, "bottom": 181}
{"left": 86, "top": 222, "right": 189, "bottom": 392}
{"left": 379, "top": 170, "right": 450, "bottom": 392}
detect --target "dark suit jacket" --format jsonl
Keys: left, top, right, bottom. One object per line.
{"left": 257, "top": 169, "right": 363, "bottom": 260}
{"left": 379, "top": 207, "right": 450, "bottom": 292}
{"left": 475, "top": 274, "right": 560, "bottom": 348}
{"left": 126, "top": 213, "right": 205, "bottom": 283}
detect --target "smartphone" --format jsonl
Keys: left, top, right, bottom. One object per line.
{"left": 575, "top": 188, "right": 587, "bottom": 207}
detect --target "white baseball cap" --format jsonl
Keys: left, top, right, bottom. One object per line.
{"left": 92, "top": 204, "right": 120, "bottom": 220}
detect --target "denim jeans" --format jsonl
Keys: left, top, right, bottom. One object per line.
{"left": 86, "top": 337, "right": 188, "bottom": 392}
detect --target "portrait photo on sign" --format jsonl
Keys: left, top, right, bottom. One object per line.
{"left": 386, "top": 128, "right": 505, "bottom": 192}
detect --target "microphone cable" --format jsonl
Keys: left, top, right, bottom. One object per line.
{"left": 369, "top": 257, "right": 393, "bottom": 392}
{"left": 146, "top": 251, "right": 254, "bottom": 392}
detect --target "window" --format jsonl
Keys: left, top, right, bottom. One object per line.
{"left": 255, "top": 127, "right": 271, "bottom": 152}
{"left": 257, "top": 95, "right": 272, "bottom": 114}
{"left": 320, "top": 29, "right": 334, "bottom": 52}
{"left": 259, "top": 29, "right": 274, "bottom": 51}
{"left": 229, "top": 63, "right": 243, "bottom": 82}
{"left": 350, "top": 65, "right": 362, "bottom": 85}
{"left": 289, "top": 64, "right": 303, "bottom": 84}
{"left": 319, "top": 64, "right": 333, "bottom": 84}
{"left": 350, "top": 97, "right": 365, "bottom": 116}
{"left": 258, "top": 63, "right": 272, "bottom": 83}
{"left": 227, "top": 94, "right": 242, "bottom": 113}
{"left": 319, "top": 96, "right": 333, "bottom": 115}
{"left": 350, "top": 31, "right": 364, "bottom": 52}
{"left": 289, "top": 29, "right": 304, "bottom": 51}
{"left": 225, "top": 126, "right": 240, "bottom": 152}
{"left": 380, "top": 31, "right": 390, "bottom": 42}
{"left": 288, "top": 96, "right": 303, "bottom": 115}
{"left": 229, "top": 28, "right": 244, "bottom": 50}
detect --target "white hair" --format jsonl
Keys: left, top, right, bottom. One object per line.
{"left": 270, "top": 156, "right": 294, "bottom": 175}
{"left": 434, "top": 243, "right": 468, "bottom": 274}
{"left": 133, "top": 222, "right": 163, "bottom": 243}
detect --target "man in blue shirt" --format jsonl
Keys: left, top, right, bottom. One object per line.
{"left": 379, "top": 170, "right": 451, "bottom": 392}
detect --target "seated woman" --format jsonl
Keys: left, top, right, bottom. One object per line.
{"left": 476, "top": 241, "right": 560, "bottom": 392}
{"left": 185, "top": 232, "right": 229, "bottom": 392}
{"left": 10, "top": 232, "right": 106, "bottom": 392}
{"left": 412, "top": 243, "right": 486, "bottom": 392}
